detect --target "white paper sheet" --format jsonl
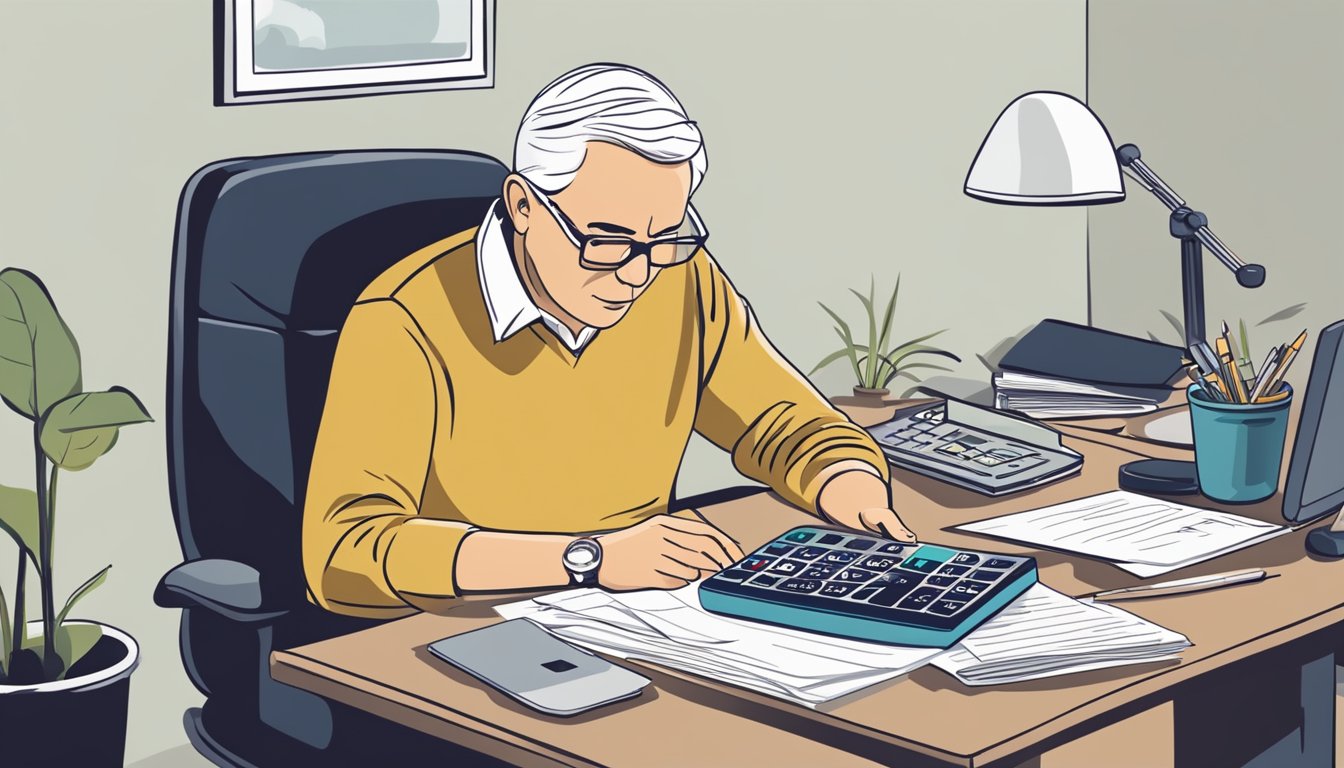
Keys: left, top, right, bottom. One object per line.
{"left": 955, "top": 491, "right": 1289, "bottom": 572}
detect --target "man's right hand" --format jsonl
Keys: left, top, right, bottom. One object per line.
{"left": 596, "top": 515, "right": 746, "bottom": 591}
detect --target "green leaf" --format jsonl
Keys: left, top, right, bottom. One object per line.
{"left": 0, "top": 483, "right": 39, "bottom": 558}
{"left": 56, "top": 565, "right": 111, "bottom": 628}
{"left": 876, "top": 276, "right": 901, "bottom": 359}
{"left": 819, "top": 303, "right": 864, "bottom": 384}
{"left": 1159, "top": 310, "right": 1185, "bottom": 341}
{"left": 39, "top": 388, "right": 152, "bottom": 471}
{"left": 0, "top": 580, "right": 10, "bottom": 676}
{"left": 1257, "top": 303, "right": 1307, "bottom": 326}
{"left": 810, "top": 347, "right": 858, "bottom": 375}
{"left": 0, "top": 269, "right": 82, "bottom": 420}
{"left": 55, "top": 623, "right": 102, "bottom": 679}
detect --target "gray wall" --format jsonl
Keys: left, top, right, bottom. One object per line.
{"left": 0, "top": 0, "right": 1084, "bottom": 762}
{"left": 1088, "top": 0, "right": 1344, "bottom": 385}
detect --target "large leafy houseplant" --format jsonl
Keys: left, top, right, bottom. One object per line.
{"left": 0, "top": 268, "right": 152, "bottom": 684}
{"left": 812, "top": 276, "right": 961, "bottom": 402}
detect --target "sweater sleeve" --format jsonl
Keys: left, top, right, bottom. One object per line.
{"left": 302, "top": 298, "right": 470, "bottom": 617}
{"left": 689, "top": 252, "right": 892, "bottom": 513}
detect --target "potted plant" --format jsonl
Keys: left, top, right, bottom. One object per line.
{"left": 0, "top": 269, "right": 153, "bottom": 764}
{"left": 812, "top": 276, "right": 961, "bottom": 407}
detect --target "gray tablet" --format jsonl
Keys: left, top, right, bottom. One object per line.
{"left": 428, "top": 619, "right": 650, "bottom": 717}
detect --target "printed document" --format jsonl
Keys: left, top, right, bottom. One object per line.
{"left": 956, "top": 491, "right": 1290, "bottom": 576}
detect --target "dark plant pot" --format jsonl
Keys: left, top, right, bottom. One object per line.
{"left": 0, "top": 622, "right": 138, "bottom": 766}
{"left": 851, "top": 386, "right": 891, "bottom": 407}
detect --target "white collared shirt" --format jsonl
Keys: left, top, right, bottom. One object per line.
{"left": 475, "top": 200, "right": 598, "bottom": 353}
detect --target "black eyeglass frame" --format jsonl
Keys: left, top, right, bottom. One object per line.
{"left": 522, "top": 178, "right": 709, "bottom": 271}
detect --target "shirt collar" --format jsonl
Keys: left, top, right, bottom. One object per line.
{"left": 475, "top": 199, "right": 598, "bottom": 352}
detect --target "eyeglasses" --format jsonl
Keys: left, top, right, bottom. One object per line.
{"left": 523, "top": 178, "right": 709, "bottom": 271}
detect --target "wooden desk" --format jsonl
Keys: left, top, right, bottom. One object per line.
{"left": 273, "top": 406, "right": 1340, "bottom": 767}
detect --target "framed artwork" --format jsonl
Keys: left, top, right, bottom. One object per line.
{"left": 216, "top": 0, "right": 495, "bottom": 105}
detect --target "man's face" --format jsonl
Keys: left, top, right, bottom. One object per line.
{"left": 513, "top": 142, "right": 693, "bottom": 329}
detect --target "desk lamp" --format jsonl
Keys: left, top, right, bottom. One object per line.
{"left": 964, "top": 91, "right": 1266, "bottom": 495}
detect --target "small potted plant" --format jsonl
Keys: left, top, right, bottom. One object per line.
{"left": 0, "top": 269, "right": 153, "bottom": 764}
{"left": 812, "top": 276, "right": 961, "bottom": 407}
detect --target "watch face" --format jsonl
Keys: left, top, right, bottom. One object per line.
{"left": 565, "top": 539, "right": 601, "bottom": 573}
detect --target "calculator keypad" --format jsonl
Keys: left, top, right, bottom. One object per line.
{"left": 708, "top": 528, "right": 1032, "bottom": 623}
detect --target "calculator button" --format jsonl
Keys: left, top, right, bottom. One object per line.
{"left": 818, "top": 533, "right": 844, "bottom": 545}
{"left": 983, "top": 558, "right": 1016, "bottom": 569}
{"left": 820, "top": 582, "right": 856, "bottom": 597}
{"left": 766, "top": 560, "right": 806, "bottom": 576}
{"left": 784, "top": 530, "right": 815, "bottom": 543}
{"left": 844, "top": 539, "right": 877, "bottom": 551}
{"left": 834, "top": 567, "right": 878, "bottom": 583}
{"left": 949, "top": 580, "right": 991, "bottom": 599}
{"left": 869, "top": 579, "right": 921, "bottom": 607}
{"left": 897, "top": 587, "right": 944, "bottom": 611}
{"left": 952, "top": 553, "right": 981, "bottom": 566}
{"left": 764, "top": 543, "right": 794, "bottom": 557}
{"left": 742, "top": 556, "right": 773, "bottom": 571}
{"left": 748, "top": 574, "right": 779, "bottom": 587}
{"left": 858, "top": 555, "right": 901, "bottom": 571}
{"left": 877, "top": 543, "right": 906, "bottom": 555}
{"left": 925, "top": 575, "right": 958, "bottom": 588}
{"left": 851, "top": 586, "right": 881, "bottom": 601}
{"left": 899, "top": 557, "right": 941, "bottom": 574}
{"left": 927, "top": 599, "right": 968, "bottom": 616}
{"left": 718, "top": 569, "right": 751, "bottom": 582}
{"left": 909, "top": 546, "right": 957, "bottom": 564}
{"left": 802, "top": 564, "right": 837, "bottom": 579}
{"left": 793, "top": 546, "right": 830, "bottom": 560}
{"left": 970, "top": 569, "right": 1004, "bottom": 582}
{"left": 778, "top": 579, "right": 823, "bottom": 594}
{"left": 937, "top": 564, "right": 970, "bottom": 577}
{"left": 821, "top": 551, "right": 859, "bottom": 565}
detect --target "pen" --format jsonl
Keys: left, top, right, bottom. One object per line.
{"left": 1247, "top": 346, "right": 1282, "bottom": 402}
{"left": 1083, "top": 568, "right": 1272, "bottom": 602}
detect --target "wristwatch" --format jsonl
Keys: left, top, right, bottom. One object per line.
{"left": 562, "top": 537, "right": 603, "bottom": 586}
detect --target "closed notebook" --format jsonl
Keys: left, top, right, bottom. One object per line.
{"left": 998, "top": 319, "right": 1186, "bottom": 393}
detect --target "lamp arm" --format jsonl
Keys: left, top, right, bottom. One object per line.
{"left": 1116, "top": 144, "right": 1265, "bottom": 289}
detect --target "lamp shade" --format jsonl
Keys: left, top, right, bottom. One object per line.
{"left": 964, "top": 91, "right": 1125, "bottom": 205}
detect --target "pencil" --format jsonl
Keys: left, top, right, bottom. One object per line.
{"left": 1254, "top": 329, "right": 1308, "bottom": 403}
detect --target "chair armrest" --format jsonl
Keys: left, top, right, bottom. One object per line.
{"left": 155, "top": 558, "right": 289, "bottom": 623}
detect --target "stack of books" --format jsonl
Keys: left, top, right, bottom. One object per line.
{"left": 991, "top": 320, "right": 1186, "bottom": 419}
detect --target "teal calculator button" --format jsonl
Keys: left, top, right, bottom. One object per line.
{"left": 909, "top": 545, "right": 958, "bottom": 563}
{"left": 784, "top": 530, "right": 815, "bottom": 543}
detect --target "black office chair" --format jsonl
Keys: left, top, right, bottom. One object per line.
{"left": 154, "top": 150, "right": 509, "bottom": 766}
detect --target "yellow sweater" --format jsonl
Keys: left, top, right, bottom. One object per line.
{"left": 303, "top": 228, "right": 891, "bottom": 617}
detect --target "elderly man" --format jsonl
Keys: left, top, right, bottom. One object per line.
{"left": 304, "top": 63, "right": 916, "bottom": 618}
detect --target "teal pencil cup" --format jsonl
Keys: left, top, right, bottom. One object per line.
{"left": 1188, "top": 382, "right": 1293, "bottom": 504}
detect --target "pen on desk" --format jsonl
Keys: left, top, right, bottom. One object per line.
{"left": 1083, "top": 568, "right": 1273, "bottom": 602}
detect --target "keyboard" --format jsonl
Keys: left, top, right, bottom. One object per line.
{"left": 699, "top": 527, "right": 1037, "bottom": 648}
{"left": 867, "top": 402, "right": 1083, "bottom": 496}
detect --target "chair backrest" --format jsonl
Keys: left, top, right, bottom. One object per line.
{"left": 167, "top": 150, "right": 508, "bottom": 606}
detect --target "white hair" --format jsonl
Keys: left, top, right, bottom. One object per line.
{"left": 513, "top": 63, "right": 707, "bottom": 195}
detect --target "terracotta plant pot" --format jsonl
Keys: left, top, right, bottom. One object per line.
{"left": 851, "top": 386, "right": 891, "bottom": 407}
{"left": 0, "top": 621, "right": 139, "bottom": 765}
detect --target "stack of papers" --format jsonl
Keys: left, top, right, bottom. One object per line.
{"left": 956, "top": 491, "right": 1290, "bottom": 576}
{"left": 933, "top": 584, "right": 1190, "bottom": 685}
{"left": 496, "top": 581, "right": 1191, "bottom": 706}
{"left": 496, "top": 586, "right": 944, "bottom": 706}
{"left": 993, "top": 371, "right": 1163, "bottom": 418}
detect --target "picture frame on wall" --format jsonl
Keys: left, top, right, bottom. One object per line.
{"left": 216, "top": 0, "right": 495, "bottom": 105}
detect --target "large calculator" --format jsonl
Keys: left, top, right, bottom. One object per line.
{"left": 699, "top": 526, "right": 1037, "bottom": 648}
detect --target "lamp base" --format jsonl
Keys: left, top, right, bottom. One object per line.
{"left": 1118, "top": 459, "right": 1201, "bottom": 496}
